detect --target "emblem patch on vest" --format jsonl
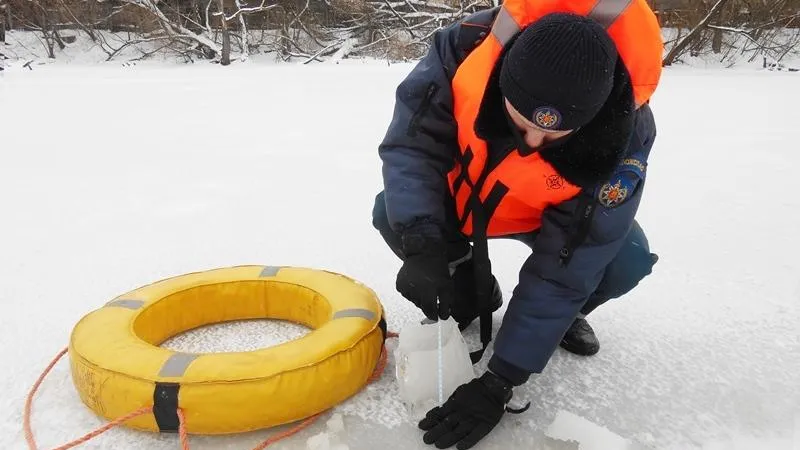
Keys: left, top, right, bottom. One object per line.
{"left": 532, "top": 106, "right": 561, "bottom": 129}
{"left": 546, "top": 175, "right": 564, "bottom": 190}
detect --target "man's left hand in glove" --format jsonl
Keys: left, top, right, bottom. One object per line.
{"left": 418, "top": 371, "right": 517, "bottom": 450}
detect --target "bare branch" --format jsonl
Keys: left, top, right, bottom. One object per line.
{"left": 302, "top": 38, "right": 344, "bottom": 64}
{"left": 125, "top": 0, "right": 221, "bottom": 53}
{"left": 382, "top": 0, "right": 412, "bottom": 30}
{"left": 56, "top": 0, "right": 96, "bottom": 42}
{"left": 663, "top": 0, "right": 731, "bottom": 65}
{"left": 214, "top": 0, "right": 277, "bottom": 22}
{"left": 104, "top": 35, "right": 172, "bottom": 60}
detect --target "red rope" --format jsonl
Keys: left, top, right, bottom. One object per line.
{"left": 24, "top": 347, "right": 68, "bottom": 450}
{"left": 251, "top": 334, "right": 397, "bottom": 450}
{"left": 250, "top": 414, "right": 322, "bottom": 450}
{"left": 25, "top": 333, "right": 398, "bottom": 450}
{"left": 177, "top": 408, "right": 190, "bottom": 450}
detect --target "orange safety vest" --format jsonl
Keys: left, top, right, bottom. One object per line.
{"left": 447, "top": 0, "right": 663, "bottom": 238}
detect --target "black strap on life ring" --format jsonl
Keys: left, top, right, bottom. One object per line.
{"left": 153, "top": 382, "right": 181, "bottom": 432}
{"left": 378, "top": 315, "right": 388, "bottom": 343}
{"left": 150, "top": 313, "right": 387, "bottom": 433}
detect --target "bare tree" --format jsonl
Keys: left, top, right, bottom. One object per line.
{"left": 659, "top": 0, "right": 800, "bottom": 66}
{"left": 3, "top": 0, "right": 796, "bottom": 66}
{"left": 663, "top": 0, "right": 731, "bottom": 65}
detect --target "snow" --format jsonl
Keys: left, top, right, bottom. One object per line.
{"left": 1, "top": 55, "right": 799, "bottom": 450}
{"left": 162, "top": 320, "right": 310, "bottom": 353}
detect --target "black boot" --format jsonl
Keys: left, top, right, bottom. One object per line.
{"left": 559, "top": 318, "right": 600, "bottom": 356}
{"left": 450, "top": 258, "right": 503, "bottom": 330}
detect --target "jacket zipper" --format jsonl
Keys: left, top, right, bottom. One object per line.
{"left": 407, "top": 83, "right": 439, "bottom": 137}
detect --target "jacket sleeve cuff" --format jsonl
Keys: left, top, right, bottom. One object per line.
{"left": 488, "top": 354, "right": 531, "bottom": 386}
{"left": 401, "top": 221, "right": 442, "bottom": 239}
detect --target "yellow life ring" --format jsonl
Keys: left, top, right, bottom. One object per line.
{"left": 68, "top": 265, "right": 387, "bottom": 435}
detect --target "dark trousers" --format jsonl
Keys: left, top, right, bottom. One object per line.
{"left": 372, "top": 191, "right": 656, "bottom": 317}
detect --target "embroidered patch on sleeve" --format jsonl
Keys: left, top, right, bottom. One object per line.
{"left": 598, "top": 176, "right": 634, "bottom": 208}
{"left": 621, "top": 157, "right": 646, "bottom": 175}
{"left": 597, "top": 154, "right": 647, "bottom": 209}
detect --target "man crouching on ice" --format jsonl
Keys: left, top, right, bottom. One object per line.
{"left": 371, "top": 1, "right": 664, "bottom": 449}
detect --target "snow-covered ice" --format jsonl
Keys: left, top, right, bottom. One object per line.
{"left": 1, "top": 57, "right": 799, "bottom": 450}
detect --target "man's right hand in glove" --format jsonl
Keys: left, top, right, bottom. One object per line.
{"left": 396, "top": 228, "right": 455, "bottom": 321}
{"left": 418, "top": 371, "right": 513, "bottom": 449}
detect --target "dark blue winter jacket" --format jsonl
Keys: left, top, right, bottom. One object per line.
{"left": 378, "top": 8, "right": 657, "bottom": 384}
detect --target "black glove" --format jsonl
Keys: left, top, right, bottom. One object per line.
{"left": 396, "top": 232, "right": 455, "bottom": 321}
{"left": 418, "top": 371, "right": 513, "bottom": 450}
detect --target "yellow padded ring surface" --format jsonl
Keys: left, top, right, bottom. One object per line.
{"left": 68, "top": 265, "right": 385, "bottom": 434}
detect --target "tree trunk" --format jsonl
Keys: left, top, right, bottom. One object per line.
{"left": 1, "top": 22, "right": 5, "bottom": 43}
{"left": 235, "top": 0, "right": 248, "bottom": 60}
{"left": 217, "top": 0, "right": 230, "bottom": 65}
{"left": 712, "top": 0, "right": 728, "bottom": 54}
{"left": 712, "top": 27, "right": 722, "bottom": 53}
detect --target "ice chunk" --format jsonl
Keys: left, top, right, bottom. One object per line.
{"left": 326, "top": 413, "right": 345, "bottom": 433}
{"left": 306, "top": 431, "right": 331, "bottom": 450}
{"left": 394, "top": 317, "right": 476, "bottom": 419}
{"left": 306, "top": 413, "right": 351, "bottom": 450}
{"left": 544, "top": 410, "right": 649, "bottom": 450}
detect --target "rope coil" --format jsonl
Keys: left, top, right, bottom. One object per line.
{"left": 25, "top": 331, "right": 398, "bottom": 450}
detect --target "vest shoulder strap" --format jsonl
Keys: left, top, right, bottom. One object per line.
{"left": 456, "top": 7, "right": 500, "bottom": 63}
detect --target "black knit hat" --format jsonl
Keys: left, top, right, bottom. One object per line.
{"left": 499, "top": 13, "right": 618, "bottom": 131}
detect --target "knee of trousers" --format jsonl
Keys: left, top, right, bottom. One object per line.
{"left": 372, "top": 190, "right": 391, "bottom": 233}
{"left": 601, "top": 221, "right": 658, "bottom": 299}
